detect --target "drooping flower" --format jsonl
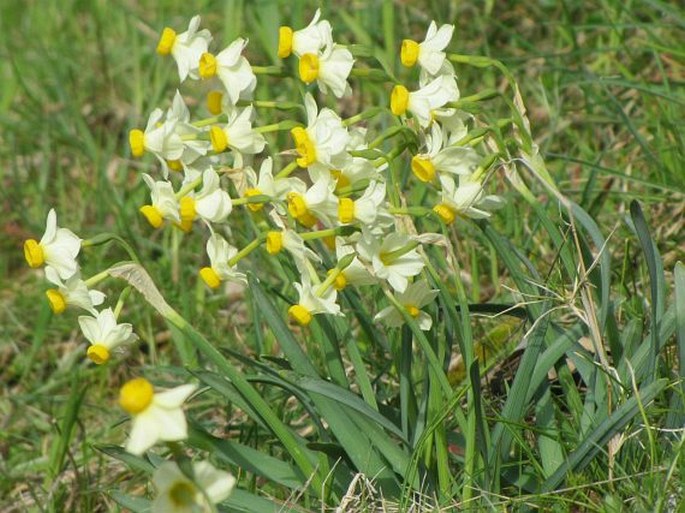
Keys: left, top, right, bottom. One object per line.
{"left": 286, "top": 176, "right": 338, "bottom": 228}
{"left": 208, "top": 106, "right": 266, "bottom": 157}
{"left": 178, "top": 168, "right": 233, "bottom": 231}
{"left": 199, "top": 233, "right": 247, "bottom": 289}
{"left": 119, "top": 378, "right": 197, "bottom": 455}
{"left": 337, "top": 181, "right": 387, "bottom": 226}
{"left": 24, "top": 209, "right": 81, "bottom": 280}
{"left": 434, "top": 174, "right": 505, "bottom": 224}
{"left": 156, "top": 15, "right": 213, "bottom": 82}
{"left": 199, "top": 38, "right": 257, "bottom": 105}
{"left": 375, "top": 279, "right": 438, "bottom": 330}
{"left": 243, "top": 157, "right": 307, "bottom": 213}
{"left": 151, "top": 460, "right": 236, "bottom": 513}
{"left": 278, "top": 8, "right": 333, "bottom": 59}
{"left": 140, "top": 174, "right": 180, "bottom": 229}
{"left": 401, "top": 21, "right": 454, "bottom": 76}
{"left": 44, "top": 267, "right": 105, "bottom": 315}
{"left": 78, "top": 308, "right": 138, "bottom": 365}
{"left": 390, "top": 75, "right": 459, "bottom": 127}
{"left": 288, "top": 276, "right": 341, "bottom": 326}
{"left": 411, "top": 124, "right": 479, "bottom": 183}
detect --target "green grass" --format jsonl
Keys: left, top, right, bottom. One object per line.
{"left": 1, "top": 0, "right": 684, "bottom": 511}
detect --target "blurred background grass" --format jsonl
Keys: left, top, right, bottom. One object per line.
{"left": 1, "top": 0, "right": 683, "bottom": 511}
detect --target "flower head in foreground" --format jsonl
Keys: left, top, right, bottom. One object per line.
{"left": 356, "top": 231, "right": 424, "bottom": 293}
{"left": 199, "top": 38, "right": 257, "bottom": 105}
{"left": 140, "top": 174, "right": 181, "bottom": 229}
{"left": 78, "top": 308, "right": 138, "bottom": 365}
{"left": 152, "top": 460, "right": 236, "bottom": 513}
{"left": 157, "top": 15, "right": 213, "bottom": 82}
{"left": 375, "top": 279, "right": 438, "bottom": 330}
{"left": 45, "top": 267, "right": 105, "bottom": 315}
{"left": 411, "top": 124, "right": 480, "bottom": 183}
{"left": 278, "top": 8, "right": 333, "bottom": 59}
{"left": 199, "top": 233, "right": 247, "bottom": 289}
{"left": 24, "top": 209, "right": 81, "bottom": 280}
{"left": 434, "top": 175, "right": 505, "bottom": 224}
{"left": 288, "top": 277, "right": 341, "bottom": 326}
{"left": 401, "top": 21, "right": 454, "bottom": 76}
{"left": 299, "top": 43, "right": 354, "bottom": 98}
{"left": 119, "top": 378, "right": 197, "bottom": 455}
{"left": 390, "top": 75, "right": 459, "bottom": 127}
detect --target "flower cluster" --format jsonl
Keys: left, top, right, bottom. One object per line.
{"left": 24, "top": 10, "right": 507, "bottom": 510}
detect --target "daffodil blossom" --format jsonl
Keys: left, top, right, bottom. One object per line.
{"left": 390, "top": 75, "right": 459, "bottom": 127}
{"left": 157, "top": 15, "right": 213, "bottom": 82}
{"left": 356, "top": 231, "right": 424, "bottom": 293}
{"left": 299, "top": 43, "right": 354, "bottom": 98}
{"left": 278, "top": 8, "right": 333, "bottom": 58}
{"left": 411, "top": 124, "right": 480, "bottom": 182}
{"left": 179, "top": 168, "right": 233, "bottom": 230}
{"left": 44, "top": 267, "right": 105, "bottom": 315}
{"left": 286, "top": 176, "right": 338, "bottom": 227}
{"left": 119, "top": 378, "right": 197, "bottom": 455}
{"left": 78, "top": 308, "right": 138, "bottom": 365}
{"left": 375, "top": 279, "right": 438, "bottom": 330}
{"left": 266, "top": 211, "right": 321, "bottom": 272}
{"left": 401, "top": 21, "right": 454, "bottom": 76}
{"left": 129, "top": 109, "right": 184, "bottom": 172}
{"left": 199, "top": 38, "right": 257, "bottom": 105}
{"left": 199, "top": 233, "right": 247, "bottom": 289}
{"left": 243, "top": 157, "right": 306, "bottom": 214}
{"left": 151, "top": 460, "right": 236, "bottom": 513}
{"left": 432, "top": 109, "right": 471, "bottom": 145}
{"left": 292, "top": 94, "right": 350, "bottom": 178}
{"left": 288, "top": 277, "right": 341, "bottom": 326}
{"left": 209, "top": 106, "right": 266, "bottom": 157}
{"left": 140, "top": 174, "right": 181, "bottom": 228}
{"left": 434, "top": 174, "right": 505, "bottom": 223}
{"left": 337, "top": 181, "right": 387, "bottom": 226}
{"left": 332, "top": 239, "right": 376, "bottom": 289}
{"left": 24, "top": 208, "right": 81, "bottom": 280}
{"left": 167, "top": 91, "right": 210, "bottom": 167}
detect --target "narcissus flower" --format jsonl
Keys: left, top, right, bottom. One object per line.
{"left": 286, "top": 176, "right": 338, "bottom": 227}
{"left": 140, "top": 174, "right": 180, "bottom": 228}
{"left": 434, "top": 174, "right": 505, "bottom": 223}
{"left": 157, "top": 15, "right": 212, "bottom": 82}
{"left": 288, "top": 277, "right": 341, "bottom": 326}
{"left": 44, "top": 267, "right": 105, "bottom": 315}
{"left": 178, "top": 168, "right": 233, "bottom": 231}
{"left": 209, "top": 106, "right": 266, "bottom": 156}
{"left": 78, "top": 308, "right": 138, "bottom": 365}
{"left": 401, "top": 21, "right": 454, "bottom": 76}
{"left": 152, "top": 460, "right": 236, "bottom": 513}
{"left": 411, "top": 124, "right": 479, "bottom": 182}
{"left": 119, "top": 378, "right": 197, "bottom": 455}
{"left": 199, "top": 38, "right": 256, "bottom": 105}
{"left": 24, "top": 209, "right": 81, "bottom": 280}
{"left": 390, "top": 75, "right": 459, "bottom": 127}
{"left": 356, "top": 231, "right": 424, "bottom": 293}
{"left": 199, "top": 234, "right": 246, "bottom": 289}
{"left": 299, "top": 44, "right": 354, "bottom": 98}
{"left": 243, "top": 157, "right": 306, "bottom": 213}
{"left": 337, "top": 181, "right": 387, "bottom": 226}
{"left": 375, "top": 279, "right": 438, "bottom": 330}
{"left": 278, "top": 8, "right": 333, "bottom": 59}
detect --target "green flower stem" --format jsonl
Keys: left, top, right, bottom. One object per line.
{"left": 275, "top": 161, "right": 299, "bottom": 179}
{"left": 82, "top": 233, "right": 141, "bottom": 264}
{"left": 252, "top": 65, "right": 286, "bottom": 76}
{"left": 379, "top": 241, "right": 420, "bottom": 265}
{"left": 232, "top": 194, "right": 271, "bottom": 206}
{"left": 192, "top": 114, "right": 226, "bottom": 128}
{"left": 388, "top": 206, "right": 431, "bottom": 216}
{"left": 343, "top": 107, "right": 384, "bottom": 127}
{"left": 113, "top": 286, "right": 132, "bottom": 319}
{"left": 227, "top": 235, "right": 266, "bottom": 267}
{"left": 254, "top": 120, "right": 300, "bottom": 133}
{"left": 84, "top": 269, "right": 110, "bottom": 288}
{"left": 316, "top": 254, "right": 355, "bottom": 296}
{"left": 175, "top": 176, "right": 203, "bottom": 199}
{"left": 445, "top": 89, "right": 499, "bottom": 108}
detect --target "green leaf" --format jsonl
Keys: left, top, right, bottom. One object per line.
{"left": 666, "top": 262, "right": 685, "bottom": 427}
{"left": 109, "top": 491, "right": 150, "bottom": 512}
{"left": 94, "top": 444, "right": 155, "bottom": 474}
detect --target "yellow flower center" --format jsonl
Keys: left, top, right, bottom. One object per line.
{"left": 167, "top": 159, "right": 183, "bottom": 172}
{"left": 119, "top": 377, "right": 154, "bottom": 415}
{"left": 390, "top": 85, "right": 409, "bottom": 116}
{"left": 24, "top": 239, "right": 44, "bottom": 268}
{"left": 210, "top": 126, "right": 228, "bottom": 153}
{"left": 139, "top": 205, "right": 164, "bottom": 229}
{"left": 299, "top": 53, "right": 320, "bottom": 84}
{"left": 245, "top": 188, "right": 264, "bottom": 212}
{"left": 290, "top": 127, "right": 317, "bottom": 167}
{"left": 156, "top": 27, "right": 177, "bottom": 56}
{"left": 331, "top": 170, "right": 350, "bottom": 192}
{"left": 169, "top": 481, "right": 197, "bottom": 507}
{"left": 338, "top": 198, "right": 355, "bottom": 224}
{"left": 199, "top": 52, "right": 218, "bottom": 79}
{"left": 411, "top": 156, "right": 436, "bottom": 182}
{"left": 323, "top": 235, "right": 336, "bottom": 250}
{"left": 286, "top": 192, "right": 317, "bottom": 228}
{"left": 46, "top": 289, "right": 67, "bottom": 314}
{"left": 87, "top": 344, "right": 110, "bottom": 365}
{"left": 278, "top": 26, "right": 294, "bottom": 59}
{"left": 129, "top": 129, "right": 145, "bottom": 158}
{"left": 400, "top": 39, "right": 420, "bottom": 67}
{"left": 288, "top": 304, "right": 312, "bottom": 326}
{"left": 200, "top": 267, "right": 221, "bottom": 289}
{"left": 405, "top": 304, "right": 421, "bottom": 318}
{"left": 206, "top": 91, "right": 224, "bottom": 115}
{"left": 179, "top": 196, "right": 196, "bottom": 223}
{"left": 328, "top": 269, "right": 348, "bottom": 291}
{"left": 433, "top": 203, "right": 456, "bottom": 224}
{"left": 266, "top": 231, "right": 284, "bottom": 255}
